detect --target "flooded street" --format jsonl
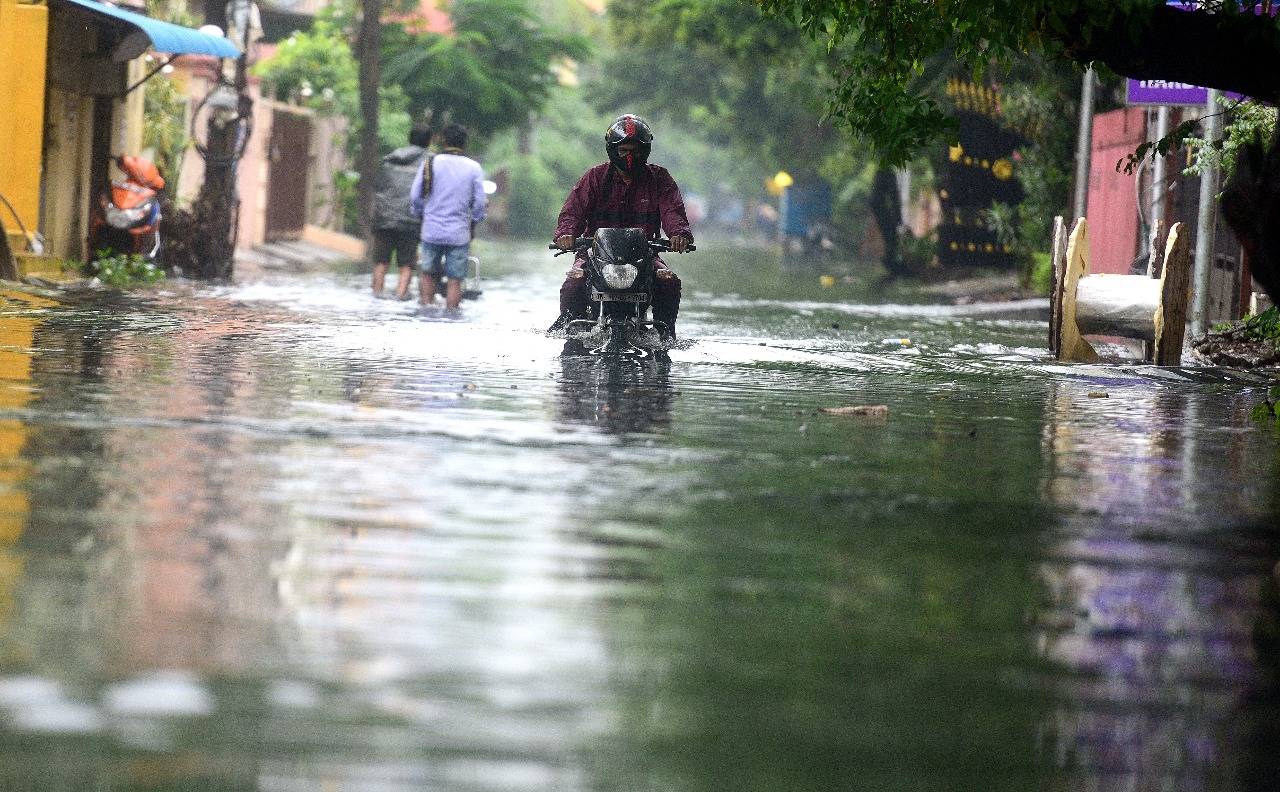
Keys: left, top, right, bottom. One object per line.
{"left": 1, "top": 238, "right": 1278, "bottom": 790}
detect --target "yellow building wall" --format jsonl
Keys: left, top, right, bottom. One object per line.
{"left": 0, "top": 289, "right": 53, "bottom": 622}
{"left": 0, "top": 0, "right": 49, "bottom": 246}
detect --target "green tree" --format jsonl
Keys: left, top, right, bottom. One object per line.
{"left": 253, "top": 19, "right": 359, "bottom": 120}
{"left": 252, "top": 17, "right": 412, "bottom": 154}
{"left": 382, "top": 0, "right": 591, "bottom": 140}
{"left": 762, "top": 0, "right": 1280, "bottom": 303}
{"left": 484, "top": 88, "right": 608, "bottom": 238}
{"left": 597, "top": 0, "right": 837, "bottom": 180}
{"left": 142, "top": 73, "right": 189, "bottom": 190}
{"left": 356, "top": 0, "right": 385, "bottom": 234}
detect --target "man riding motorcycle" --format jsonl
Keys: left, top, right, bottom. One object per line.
{"left": 550, "top": 114, "right": 694, "bottom": 340}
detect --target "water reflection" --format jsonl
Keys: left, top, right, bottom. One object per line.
{"left": 555, "top": 347, "right": 674, "bottom": 435}
{"left": 1037, "top": 378, "right": 1280, "bottom": 789}
{"left": 0, "top": 243, "right": 1275, "bottom": 791}
{"left": 0, "top": 290, "right": 55, "bottom": 648}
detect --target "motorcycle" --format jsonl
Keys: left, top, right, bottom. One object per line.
{"left": 548, "top": 228, "right": 695, "bottom": 357}
{"left": 89, "top": 155, "right": 164, "bottom": 263}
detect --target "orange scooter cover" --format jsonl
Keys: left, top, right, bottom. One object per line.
{"left": 117, "top": 156, "right": 165, "bottom": 191}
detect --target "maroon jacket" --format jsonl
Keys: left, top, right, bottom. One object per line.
{"left": 554, "top": 163, "right": 694, "bottom": 243}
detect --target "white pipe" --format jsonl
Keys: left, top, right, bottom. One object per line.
{"left": 1191, "top": 89, "right": 1222, "bottom": 337}
{"left": 895, "top": 168, "right": 911, "bottom": 229}
{"left": 1072, "top": 67, "right": 1096, "bottom": 222}
{"left": 1149, "top": 106, "right": 1171, "bottom": 248}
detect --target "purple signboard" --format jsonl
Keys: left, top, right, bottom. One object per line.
{"left": 1126, "top": 79, "right": 1246, "bottom": 107}
{"left": 1126, "top": 79, "right": 1212, "bottom": 106}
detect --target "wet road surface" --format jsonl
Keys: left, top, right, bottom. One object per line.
{"left": 0, "top": 239, "right": 1277, "bottom": 790}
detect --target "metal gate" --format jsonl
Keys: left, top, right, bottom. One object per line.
{"left": 266, "top": 108, "right": 312, "bottom": 240}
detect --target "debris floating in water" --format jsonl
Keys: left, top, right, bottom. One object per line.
{"left": 819, "top": 405, "right": 889, "bottom": 417}
{"left": 1087, "top": 391, "right": 1109, "bottom": 398}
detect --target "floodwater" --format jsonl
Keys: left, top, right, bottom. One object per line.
{"left": 0, "top": 239, "right": 1277, "bottom": 791}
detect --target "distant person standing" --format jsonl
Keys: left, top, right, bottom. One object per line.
{"left": 410, "top": 123, "right": 487, "bottom": 309}
{"left": 370, "top": 125, "right": 432, "bottom": 299}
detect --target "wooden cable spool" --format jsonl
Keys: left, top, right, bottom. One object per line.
{"left": 1050, "top": 217, "right": 1192, "bottom": 365}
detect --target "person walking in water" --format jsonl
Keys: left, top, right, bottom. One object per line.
{"left": 410, "top": 123, "right": 487, "bottom": 309}
{"left": 370, "top": 125, "right": 431, "bottom": 298}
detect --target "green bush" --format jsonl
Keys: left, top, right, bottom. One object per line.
{"left": 1251, "top": 386, "right": 1280, "bottom": 430}
{"left": 1028, "top": 251, "right": 1053, "bottom": 294}
{"left": 1242, "top": 306, "right": 1280, "bottom": 343}
{"left": 505, "top": 157, "right": 561, "bottom": 238}
{"left": 897, "top": 231, "right": 937, "bottom": 273}
{"left": 91, "top": 251, "right": 165, "bottom": 288}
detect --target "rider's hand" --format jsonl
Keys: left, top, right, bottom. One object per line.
{"left": 670, "top": 235, "right": 690, "bottom": 253}
{"left": 555, "top": 234, "right": 575, "bottom": 250}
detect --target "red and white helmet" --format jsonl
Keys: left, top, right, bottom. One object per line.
{"left": 604, "top": 114, "right": 653, "bottom": 173}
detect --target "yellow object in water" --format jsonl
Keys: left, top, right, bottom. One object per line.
{"left": 819, "top": 275, "right": 835, "bottom": 288}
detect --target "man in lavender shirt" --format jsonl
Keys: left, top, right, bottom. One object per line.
{"left": 409, "top": 123, "right": 487, "bottom": 309}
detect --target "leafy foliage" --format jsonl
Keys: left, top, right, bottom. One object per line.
{"left": 1185, "top": 97, "right": 1278, "bottom": 180}
{"left": 1117, "top": 119, "right": 1201, "bottom": 175}
{"left": 91, "top": 251, "right": 166, "bottom": 288}
{"left": 382, "top": 0, "right": 591, "bottom": 139}
{"left": 251, "top": 17, "right": 419, "bottom": 155}
{"left": 484, "top": 89, "right": 607, "bottom": 238}
{"left": 759, "top": 0, "right": 1280, "bottom": 165}
{"left": 142, "top": 73, "right": 189, "bottom": 191}
{"left": 253, "top": 19, "right": 360, "bottom": 119}
{"left": 760, "top": 0, "right": 1053, "bottom": 163}
{"left": 1241, "top": 305, "right": 1280, "bottom": 343}
{"left": 597, "top": 0, "right": 837, "bottom": 177}
{"left": 144, "top": 0, "right": 195, "bottom": 27}
{"left": 1250, "top": 384, "right": 1280, "bottom": 429}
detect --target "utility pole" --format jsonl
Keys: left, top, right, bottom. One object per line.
{"left": 1148, "top": 105, "right": 1171, "bottom": 255}
{"left": 1191, "top": 89, "right": 1222, "bottom": 338}
{"left": 187, "top": 1, "right": 256, "bottom": 279}
{"left": 1072, "top": 66, "right": 1095, "bottom": 222}
{"left": 355, "top": 0, "right": 383, "bottom": 237}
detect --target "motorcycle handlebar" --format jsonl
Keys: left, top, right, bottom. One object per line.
{"left": 648, "top": 240, "right": 696, "bottom": 253}
{"left": 548, "top": 237, "right": 696, "bottom": 255}
{"left": 548, "top": 237, "right": 592, "bottom": 256}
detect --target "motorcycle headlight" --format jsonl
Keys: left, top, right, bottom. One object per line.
{"left": 106, "top": 206, "right": 147, "bottom": 229}
{"left": 601, "top": 263, "right": 639, "bottom": 289}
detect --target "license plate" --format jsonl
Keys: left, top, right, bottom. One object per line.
{"left": 592, "top": 290, "right": 647, "bottom": 303}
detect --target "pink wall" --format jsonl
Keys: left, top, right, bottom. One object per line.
{"left": 1086, "top": 107, "right": 1145, "bottom": 275}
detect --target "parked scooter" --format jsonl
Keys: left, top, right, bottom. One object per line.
{"left": 89, "top": 156, "right": 164, "bottom": 262}
{"left": 548, "top": 228, "right": 695, "bottom": 357}
{"left": 433, "top": 255, "right": 484, "bottom": 301}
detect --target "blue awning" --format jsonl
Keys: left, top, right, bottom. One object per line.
{"left": 52, "top": 0, "right": 241, "bottom": 59}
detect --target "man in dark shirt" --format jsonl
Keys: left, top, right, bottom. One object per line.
{"left": 551, "top": 114, "right": 694, "bottom": 339}
{"left": 370, "top": 125, "right": 431, "bottom": 298}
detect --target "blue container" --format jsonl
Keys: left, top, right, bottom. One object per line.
{"left": 779, "top": 180, "right": 833, "bottom": 237}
